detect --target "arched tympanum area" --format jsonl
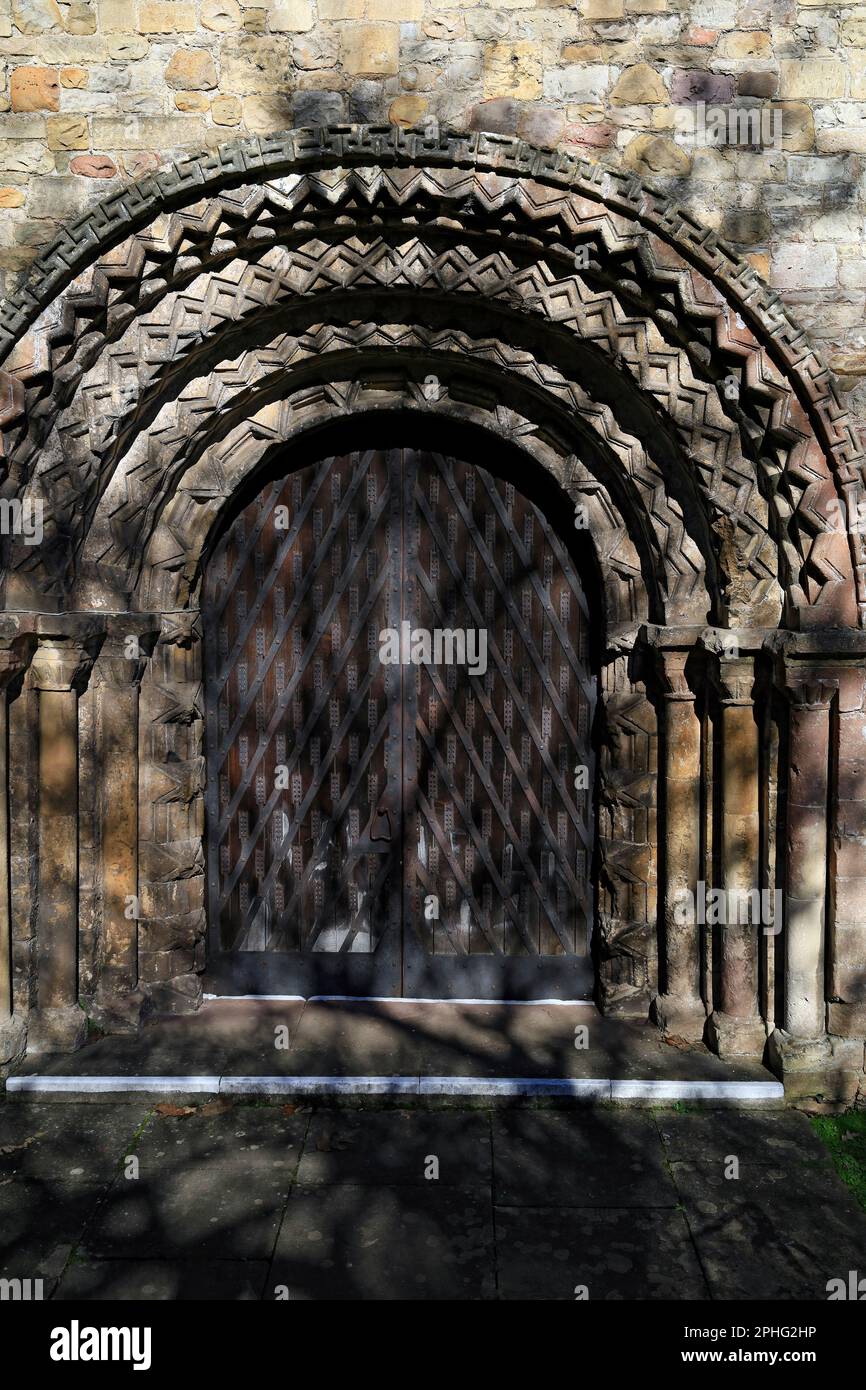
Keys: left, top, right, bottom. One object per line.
{"left": 0, "top": 127, "right": 864, "bottom": 1099}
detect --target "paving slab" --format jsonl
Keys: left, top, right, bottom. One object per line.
{"left": 0, "top": 1177, "right": 108, "bottom": 1286}
{"left": 271, "top": 1184, "right": 496, "bottom": 1300}
{"left": 655, "top": 1108, "right": 833, "bottom": 1168}
{"left": 296, "top": 1109, "right": 491, "bottom": 1187}
{"left": 0, "top": 1103, "right": 151, "bottom": 1184}
{"left": 128, "top": 1102, "right": 308, "bottom": 1176}
{"left": 77, "top": 1105, "right": 309, "bottom": 1263}
{"left": 492, "top": 1109, "right": 676, "bottom": 1207}
{"left": 0, "top": 1098, "right": 862, "bottom": 1300}
{"left": 671, "top": 1158, "right": 866, "bottom": 1300}
{"left": 495, "top": 1206, "right": 708, "bottom": 1300}
{"left": 55, "top": 1259, "right": 270, "bottom": 1301}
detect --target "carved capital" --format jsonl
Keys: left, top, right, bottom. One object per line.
{"left": 0, "top": 633, "right": 36, "bottom": 690}
{"left": 779, "top": 666, "right": 838, "bottom": 711}
{"left": 700, "top": 628, "right": 759, "bottom": 706}
{"left": 31, "top": 616, "right": 106, "bottom": 693}
{"left": 92, "top": 615, "right": 161, "bottom": 688}
{"left": 639, "top": 625, "right": 703, "bottom": 701}
{"left": 159, "top": 610, "right": 202, "bottom": 650}
{"left": 656, "top": 649, "right": 697, "bottom": 702}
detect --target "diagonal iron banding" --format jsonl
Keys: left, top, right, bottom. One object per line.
{"left": 205, "top": 447, "right": 594, "bottom": 988}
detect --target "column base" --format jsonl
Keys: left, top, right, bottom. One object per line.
{"left": 145, "top": 973, "right": 203, "bottom": 1016}
{"left": 768, "top": 1028, "right": 865, "bottom": 1106}
{"left": 0, "top": 1015, "right": 27, "bottom": 1068}
{"left": 89, "top": 987, "right": 150, "bottom": 1036}
{"left": 26, "top": 1006, "right": 87, "bottom": 1054}
{"left": 651, "top": 992, "right": 707, "bottom": 1044}
{"left": 706, "top": 1010, "right": 766, "bottom": 1059}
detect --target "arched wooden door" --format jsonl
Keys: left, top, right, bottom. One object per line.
{"left": 203, "top": 449, "right": 595, "bottom": 999}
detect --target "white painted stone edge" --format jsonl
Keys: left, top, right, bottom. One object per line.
{"left": 6, "top": 1075, "right": 784, "bottom": 1099}
{"left": 203, "top": 994, "right": 596, "bottom": 1005}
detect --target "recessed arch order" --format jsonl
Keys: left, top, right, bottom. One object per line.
{"left": 0, "top": 127, "right": 864, "bottom": 1094}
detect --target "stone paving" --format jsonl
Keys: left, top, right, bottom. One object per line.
{"left": 10, "top": 999, "right": 776, "bottom": 1088}
{"left": 2, "top": 1100, "right": 864, "bottom": 1301}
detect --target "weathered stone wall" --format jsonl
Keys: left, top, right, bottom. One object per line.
{"left": 1, "top": 0, "right": 865, "bottom": 431}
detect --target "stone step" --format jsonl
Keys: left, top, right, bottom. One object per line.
{"left": 4, "top": 998, "right": 784, "bottom": 1105}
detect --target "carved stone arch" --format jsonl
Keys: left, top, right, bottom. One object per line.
{"left": 10, "top": 237, "right": 773, "bottom": 623}
{"left": 75, "top": 330, "right": 708, "bottom": 630}
{"left": 1, "top": 128, "right": 865, "bottom": 1097}
{"left": 1, "top": 128, "right": 860, "bottom": 629}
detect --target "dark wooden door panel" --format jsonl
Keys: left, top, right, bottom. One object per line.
{"left": 203, "top": 450, "right": 402, "bottom": 995}
{"left": 204, "top": 448, "right": 594, "bottom": 998}
{"left": 402, "top": 452, "right": 594, "bottom": 998}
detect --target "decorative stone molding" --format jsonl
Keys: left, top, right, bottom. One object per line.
{"left": 0, "top": 129, "right": 863, "bottom": 1097}
{"left": 0, "top": 128, "right": 857, "bottom": 631}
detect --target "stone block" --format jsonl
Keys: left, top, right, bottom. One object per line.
{"left": 543, "top": 64, "right": 609, "bottom": 103}
{"left": 97, "top": 0, "right": 135, "bottom": 31}
{"left": 46, "top": 114, "right": 89, "bottom": 150}
{"left": 11, "top": 0, "right": 64, "bottom": 34}
{"left": 241, "top": 93, "right": 292, "bottom": 132}
{"left": 483, "top": 41, "right": 542, "bottom": 100}
{"left": 164, "top": 48, "right": 218, "bottom": 90}
{"left": 468, "top": 97, "right": 521, "bottom": 135}
{"left": 319, "top": 0, "right": 363, "bottom": 15}
{"left": 780, "top": 102, "right": 815, "bottom": 153}
{"left": 292, "top": 88, "right": 345, "bottom": 124}
{"left": 622, "top": 131, "right": 692, "bottom": 175}
{"left": 737, "top": 70, "right": 778, "bottom": 99}
{"left": 91, "top": 113, "right": 206, "bottom": 148}
{"left": 270, "top": 0, "right": 314, "bottom": 29}
{"left": 10, "top": 66, "right": 60, "bottom": 111}
{"left": 770, "top": 241, "right": 837, "bottom": 290}
{"left": 65, "top": 1, "right": 96, "bottom": 33}
{"left": 201, "top": 0, "right": 241, "bottom": 29}
{"left": 367, "top": 0, "right": 423, "bottom": 17}
{"left": 388, "top": 92, "right": 429, "bottom": 127}
{"left": 717, "top": 30, "right": 772, "bottom": 58}
{"left": 221, "top": 36, "right": 291, "bottom": 94}
{"left": 175, "top": 92, "right": 209, "bottom": 111}
{"left": 671, "top": 69, "right": 735, "bottom": 105}
{"left": 109, "top": 38, "right": 149, "bottom": 60}
{"left": 138, "top": 2, "right": 197, "bottom": 33}
{"left": 69, "top": 153, "right": 117, "bottom": 175}
{"left": 211, "top": 94, "right": 242, "bottom": 125}
{"left": 779, "top": 60, "right": 847, "bottom": 100}
{"left": 340, "top": 24, "right": 399, "bottom": 77}
{"left": 610, "top": 62, "right": 668, "bottom": 105}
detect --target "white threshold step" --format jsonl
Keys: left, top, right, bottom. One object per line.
{"left": 5, "top": 1074, "right": 784, "bottom": 1102}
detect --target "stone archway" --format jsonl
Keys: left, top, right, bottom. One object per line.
{"left": 0, "top": 127, "right": 864, "bottom": 1100}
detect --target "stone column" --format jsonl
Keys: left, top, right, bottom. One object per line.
{"left": 781, "top": 670, "right": 836, "bottom": 1038}
{"left": 768, "top": 658, "right": 841, "bottom": 1098}
{"left": 646, "top": 629, "right": 705, "bottom": 1041}
{"left": 90, "top": 616, "right": 159, "bottom": 1031}
{"left": 703, "top": 631, "right": 766, "bottom": 1058}
{"left": 28, "top": 617, "right": 104, "bottom": 1053}
{"left": 0, "top": 625, "right": 36, "bottom": 1060}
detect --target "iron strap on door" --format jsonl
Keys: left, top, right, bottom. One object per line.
{"left": 203, "top": 448, "right": 595, "bottom": 998}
